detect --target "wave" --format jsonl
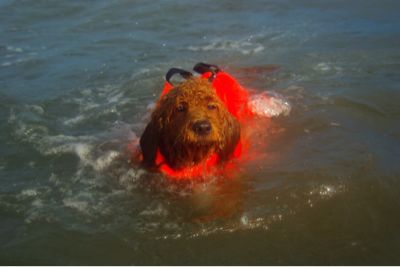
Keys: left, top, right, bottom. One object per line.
{"left": 188, "top": 38, "right": 264, "bottom": 55}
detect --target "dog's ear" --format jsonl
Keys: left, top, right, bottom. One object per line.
{"left": 219, "top": 117, "right": 241, "bottom": 161}
{"left": 139, "top": 117, "right": 161, "bottom": 168}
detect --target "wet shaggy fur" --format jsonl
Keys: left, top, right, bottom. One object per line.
{"left": 140, "top": 77, "right": 241, "bottom": 170}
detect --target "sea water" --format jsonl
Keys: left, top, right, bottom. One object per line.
{"left": 1, "top": 0, "right": 400, "bottom": 265}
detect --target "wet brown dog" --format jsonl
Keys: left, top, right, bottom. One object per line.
{"left": 140, "top": 77, "right": 240, "bottom": 170}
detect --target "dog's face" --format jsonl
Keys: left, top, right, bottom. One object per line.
{"left": 161, "top": 80, "right": 226, "bottom": 147}
{"left": 140, "top": 78, "right": 240, "bottom": 170}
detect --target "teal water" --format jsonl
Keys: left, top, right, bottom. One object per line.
{"left": 1, "top": 0, "right": 400, "bottom": 265}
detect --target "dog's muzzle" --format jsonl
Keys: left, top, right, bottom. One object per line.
{"left": 192, "top": 120, "right": 212, "bottom": 136}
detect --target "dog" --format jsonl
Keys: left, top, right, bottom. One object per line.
{"left": 140, "top": 77, "right": 241, "bottom": 171}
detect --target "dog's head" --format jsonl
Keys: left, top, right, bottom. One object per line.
{"left": 140, "top": 77, "right": 240, "bottom": 170}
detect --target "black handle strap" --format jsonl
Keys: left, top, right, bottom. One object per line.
{"left": 193, "top": 62, "right": 221, "bottom": 82}
{"left": 165, "top": 68, "right": 193, "bottom": 84}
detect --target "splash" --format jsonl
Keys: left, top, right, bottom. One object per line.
{"left": 248, "top": 92, "right": 291, "bottom": 117}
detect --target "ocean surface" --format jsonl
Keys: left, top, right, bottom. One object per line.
{"left": 1, "top": 0, "right": 400, "bottom": 265}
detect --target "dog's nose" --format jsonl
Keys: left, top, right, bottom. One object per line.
{"left": 192, "top": 120, "right": 212, "bottom": 135}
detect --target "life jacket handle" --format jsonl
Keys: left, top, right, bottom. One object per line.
{"left": 165, "top": 68, "right": 193, "bottom": 85}
{"left": 193, "top": 62, "right": 221, "bottom": 82}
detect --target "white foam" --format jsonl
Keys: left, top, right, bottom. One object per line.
{"left": 139, "top": 203, "right": 169, "bottom": 217}
{"left": 308, "top": 184, "right": 346, "bottom": 200}
{"left": 92, "top": 150, "right": 120, "bottom": 171}
{"left": 248, "top": 92, "right": 291, "bottom": 117}
{"left": 188, "top": 39, "right": 264, "bottom": 55}
{"left": 27, "top": 105, "right": 45, "bottom": 115}
{"left": 81, "top": 89, "right": 92, "bottom": 96}
{"left": 49, "top": 173, "right": 61, "bottom": 185}
{"left": 119, "top": 168, "right": 145, "bottom": 191}
{"left": 74, "top": 143, "right": 92, "bottom": 161}
{"left": 146, "top": 102, "right": 156, "bottom": 111}
{"left": 63, "top": 114, "right": 86, "bottom": 125}
{"left": 240, "top": 214, "right": 249, "bottom": 226}
{"left": 315, "top": 62, "right": 331, "bottom": 72}
{"left": 83, "top": 103, "right": 100, "bottom": 111}
{"left": 19, "top": 188, "right": 39, "bottom": 197}
{"left": 63, "top": 197, "right": 89, "bottom": 213}
{"left": 158, "top": 213, "right": 279, "bottom": 240}
{"left": 108, "top": 92, "right": 124, "bottom": 103}
{"left": 11, "top": 102, "right": 126, "bottom": 174}
{"left": 6, "top": 46, "right": 23, "bottom": 53}
{"left": 314, "top": 62, "right": 343, "bottom": 73}
{"left": 38, "top": 136, "right": 94, "bottom": 157}
{"left": 42, "top": 138, "right": 121, "bottom": 173}
{"left": 31, "top": 199, "right": 43, "bottom": 208}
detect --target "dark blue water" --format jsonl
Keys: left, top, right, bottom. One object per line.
{"left": 1, "top": 0, "right": 400, "bottom": 265}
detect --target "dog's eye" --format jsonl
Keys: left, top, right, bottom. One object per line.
{"left": 176, "top": 103, "right": 187, "bottom": 112}
{"left": 208, "top": 103, "right": 217, "bottom": 110}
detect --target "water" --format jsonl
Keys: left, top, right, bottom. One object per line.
{"left": 1, "top": 0, "right": 400, "bottom": 265}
